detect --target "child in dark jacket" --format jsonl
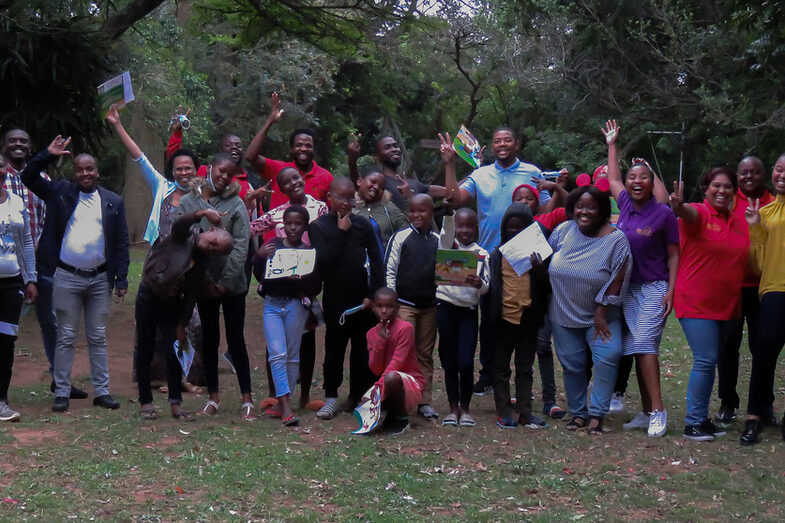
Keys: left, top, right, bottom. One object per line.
{"left": 385, "top": 193, "right": 440, "bottom": 419}
{"left": 488, "top": 203, "right": 551, "bottom": 429}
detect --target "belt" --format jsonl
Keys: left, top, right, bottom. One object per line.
{"left": 58, "top": 261, "right": 108, "bottom": 278}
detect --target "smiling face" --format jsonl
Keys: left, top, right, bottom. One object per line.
{"left": 72, "top": 154, "right": 99, "bottom": 192}
{"left": 283, "top": 210, "right": 307, "bottom": 245}
{"left": 328, "top": 180, "right": 356, "bottom": 217}
{"left": 172, "top": 154, "right": 195, "bottom": 188}
{"left": 290, "top": 134, "right": 314, "bottom": 169}
{"left": 574, "top": 192, "right": 603, "bottom": 235}
{"left": 197, "top": 229, "right": 233, "bottom": 255}
{"left": 737, "top": 157, "right": 765, "bottom": 198}
{"left": 454, "top": 210, "right": 478, "bottom": 246}
{"left": 625, "top": 165, "right": 654, "bottom": 203}
{"left": 372, "top": 292, "right": 399, "bottom": 323}
{"left": 407, "top": 195, "right": 434, "bottom": 232}
{"left": 491, "top": 130, "right": 519, "bottom": 164}
{"left": 210, "top": 159, "right": 236, "bottom": 193}
{"left": 2, "top": 129, "right": 31, "bottom": 168}
{"left": 512, "top": 186, "right": 538, "bottom": 214}
{"left": 772, "top": 156, "right": 785, "bottom": 195}
{"left": 704, "top": 173, "right": 734, "bottom": 213}
{"left": 375, "top": 137, "right": 402, "bottom": 168}
{"left": 220, "top": 134, "right": 243, "bottom": 164}
{"left": 358, "top": 172, "right": 385, "bottom": 203}
{"left": 278, "top": 168, "right": 305, "bottom": 200}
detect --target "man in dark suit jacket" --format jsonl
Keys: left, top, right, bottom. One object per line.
{"left": 21, "top": 136, "right": 130, "bottom": 413}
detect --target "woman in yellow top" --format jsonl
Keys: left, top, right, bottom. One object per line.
{"left": 741, "top": 153, "right": 785, "bottom": 445}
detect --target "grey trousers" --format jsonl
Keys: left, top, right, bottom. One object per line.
{"left": 52, "top": 268, "right": 111, "bottom": 398}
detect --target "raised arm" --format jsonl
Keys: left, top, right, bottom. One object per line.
{"left": 601, "top": 120, "right": 624, "bottom": 201}
{"left": 165, "top": 106, "right": 189, "bottom": 162}
{"left": 21, "top": 136, "right": 70, "bottom": 201}
{"left": 347, "top": 133, "right": 361, "bottom": 184}
{"left": 669, "top": 181, "right": 698, "bottom": 223}
{"left": 244, "top": 92, "right": 284, "bottom": 174}
{"left": 652, "top": 170, "right": 670, "bottom": 204}
{"left": 106, "top": 104, "right": 142, "bottom": 160}
{"left": 439, "top": 132, "right": 473, "bottom": 207}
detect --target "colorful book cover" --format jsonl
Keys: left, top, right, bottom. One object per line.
{"left": 352, "top": 384, "right": 382, "bottom": 435}
{"left": 97, "top": 71, "right": 135, "bottom": 117}
{"left": 453, "top": 125, "right": 482, "bottom": 169}
{"left": 435, "top": 249, "right": 479, "bottom": 286}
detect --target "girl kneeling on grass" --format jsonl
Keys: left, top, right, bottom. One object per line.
{"left": 366, "top": 287, "right": 425, "bottom": 435}
{"left": 254, "top": 205, "right": 320, "bottom": 427}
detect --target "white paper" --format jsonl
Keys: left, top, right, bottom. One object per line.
{"left": 172, "top": 339, "right": 195, "bottom": 377}
{"left": 264, "top": 248, "right": 315, "bottom": 279}
{"left": 499, "top": 222, "right": 553, "bottom": 276}
{"left": 97, "top": 71, "right": 135, "bottom": 115}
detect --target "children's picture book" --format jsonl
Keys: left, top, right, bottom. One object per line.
{"left": 265, "top": 248, "right": 316, "bottom": 279}
{"left": 352, "top": 384, "right": 382, "bottom": 435}
{"left": 97, "top": 72, "right": 135, "bottom": 117}
{"left": 435, "top": 249, "right": 480, "bottom": 286}
{"left": 452, "top": 125, "right": 482, "bottom": 168}
{"left": 172, "top": 339, "right": 195, "bottom": 377}
{"left": 499, "top": 222, "right": 553, "bottom": 276}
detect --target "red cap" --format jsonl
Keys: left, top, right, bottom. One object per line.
{"left": 512, "top": 183, "right": 540, "bottom": 202}
{"left": 593, "top": 164, "right": 608, "bottom": 181}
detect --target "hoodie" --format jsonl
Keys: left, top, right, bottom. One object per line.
{"left": 176, "top": 178, "right": 249, "bottom": 296}
{"left": 487, "top": 203, "right": 550, "bottom": 327}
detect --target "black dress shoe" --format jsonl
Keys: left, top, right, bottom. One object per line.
{"left": 714, "top": 404, "right": 736, "bottom": 427}
{"left": 740, "top": 419, "right": 763, "bottom": 446}
{"left": 92, "top": 394, "right": 120, "bottom": 409}
{"left": 762, "top": 412, "right": 781, "bottom": 428}
{"left": 52, "top": 396, "right": 69, "bottom": 412}
{"left": 50, "top": 381, "right": 89, "bottom": 399}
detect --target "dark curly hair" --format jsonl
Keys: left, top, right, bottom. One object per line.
{"left": 566, "top": 186, "right": 612, "bottom": 223}
{"left": 164, "top": 148, "right": 199, "bottom": 181}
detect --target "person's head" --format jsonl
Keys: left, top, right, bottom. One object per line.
{"left": 374, "top": 136, "right": 402, "bottom": 169}
{"left": 372, "top": 287, "right": 399, "bottom": 322}
{"left": 72, "top": 154, "right": 99, "bottom": 192}
{"left": 500, "top": 202, "right": 534, "bottom": 243}
{"left": 1, "top": 128, "right": 31, "bottom": 168}
{"left": 327, "top": 177, "right": 356, "bottom": 217}
{"left": 625, "top": 161, "right": 655, "bottom": 203}
{"left": 357, "top": 170, "right": 386, "bottom": 203}
{"left": 196, "top": 228, "right": 233, "bottom": 255}
{"left": 277, "top": 167, "right": 305, "bottom": 200}
{"left": 207, "top": 152, "right": 237, "bottom": 193}
{"left": 0, "top": 152, "right": 7, "bottom": 185}
{"left": 737, "top": 156, "right": 766, "bottom": 197}
{"left": 490, "top": 127, "right": 519, "bottom": 163}
{"left": 772, "top": 154, "right": 785, "bottom": 195}
{"left": 282, "top": 204, "right": 309, "bottom": 245}
{"left": 566, "top": 186, "right": 611, "bottom": 236}
{"left": 165, "top": 148, "right": 198, "bottom": 188}
{"left": 408, "top": 193, "right": 434, "bottom": 233}
{"left": 219, "top": 134, "right": 243, "bottom": 164}
{"left": 701, "top": 166, "right": 737, "bottom": 214}
{"left": 512, "top": 184, "right": 540, "bottom": 215}
{"left": 289, "top": 129, "right": 315, "bottom": 169}
{"left": 454, "top": 208, "right": 478, "bottom": 246}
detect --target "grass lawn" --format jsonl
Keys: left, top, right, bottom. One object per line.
{"left": 1, "top": 246, "right": 784, "bottom": 521}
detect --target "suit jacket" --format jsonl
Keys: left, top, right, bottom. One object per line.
{"left": 21, "top": 150, "right": 130, "bottom": 290}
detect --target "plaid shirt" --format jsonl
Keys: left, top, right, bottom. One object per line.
{"left": 5, "top": 164, "right": 48, "bottom": 246}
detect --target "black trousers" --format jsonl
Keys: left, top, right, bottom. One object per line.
{"left": 746, "top": 291, "right": 785, "bottom": 416}
{"left": 198, "top": 292, "right": 252, "bottom": 395}
{"left": 719, "top": 286, "right": 762, "bottom": 410}
{"left": 322, "top": 308, "right": 375, "bottom": 402}
{"left": 437, "top": 301, "right": 478, "bottom": 409}
{"left": 493, "top": 312, "right": 538, "bottom": 418}
{"left": 135, "top": 285, "right": 182, "bottom": 405}
{"left": 0, "top": 277, "right": 24, "bottom": 401}
{"left": 613, "top": 355, "right": 634, "bottom": 395}
{"left": 477, "top": 292, "right": 495, "bottom": 386}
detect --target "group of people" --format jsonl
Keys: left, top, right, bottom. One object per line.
{"left": 1, "top": 94, "right": 784, "bottom": 445}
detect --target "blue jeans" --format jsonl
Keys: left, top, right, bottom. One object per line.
{"left": 34, "top": 273, "right": 57, "bottom": 375}
{"left": 551, "top": 308, "right": 623, "bottom": 418}
{"left": 679, "top": 317, "right": 735, "bottom": 426}
{"left": 52, "top": 268, "right": 111, "bottom": 398}
{"left": 263, "top": 296, "right": 308, "bottom": 398}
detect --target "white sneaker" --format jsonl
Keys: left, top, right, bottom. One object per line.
{"left": 648, "top": 409, "right": 668, "bottom": 437}
{"left": 316, "top": 397, "right": 337, "bottom": 420}
{"left": 609, "top": 392, "right": 624, "bottom": 413}
{"left": 0, "top": 401, "right": 20, "bottom": 422}
{"left": 622, "top": 411, "right": 649, "bottom": 430}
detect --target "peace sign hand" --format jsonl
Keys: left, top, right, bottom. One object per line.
{"left": 438, "top": 132, "right": 455, "bottom": 164}
{"left": 669, "top": 181, "right": 685, "bottom": 211}
{"left": 745, "top": 198, "right": 762, "bottom": 226}
{"left": 601, "top": 119, "right": 620, "bottom": 145}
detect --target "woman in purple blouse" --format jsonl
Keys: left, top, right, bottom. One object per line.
{"left": 602, "top": 121, "right": 680, "bottom": 437}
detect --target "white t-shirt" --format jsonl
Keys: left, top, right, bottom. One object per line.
{"left": 0, "top": 196, "right": 22, "bottom": 277}
{"left": 60, "top": 190, "right": 106, "bottom": 270}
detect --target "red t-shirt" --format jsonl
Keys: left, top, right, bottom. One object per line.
{"left": 535, "top": 207, "right": 568, "bottom": 232}
{"left": 675, "top": 202, "right": 749, "bottom": 320}
{"left": 263, "top": 158, "right": 333, "bottom": 209}
{"left": 732, "top": 189, "right": 775, "bottom": 287}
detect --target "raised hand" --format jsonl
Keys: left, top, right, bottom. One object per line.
{"left": 47, "top": 135, "right": 72, "bottom": 157}
{"left": 537, "top": 180, "right": 558, "bottom": 193}
{"left": 669, "top": 181, "right": 685, "bottom": 210}
{"left": 438, "top": 132, "right": 455, "bottom": 164}
{"left": 170, "top": 105, "right": 191, "bottom": 132}
{"left": 601, "top": 119, "right": 620, "bottom": 145}
{"left": 347, "top": 133, "right": 361, "bottom": 162}
{"left": 557, "top": 168, "right": 570, "bottom": 187}
{"left": 396, "top": 174, "right": 412, "bottom": 200}
{"left": 745, "top": 197, "right": 761, "bottom": 226}
{"left": 268, "top": 92, "right": 284, "bottom": 122}
{"left": 105, "top": 104, "right": 121, "bottom": 127}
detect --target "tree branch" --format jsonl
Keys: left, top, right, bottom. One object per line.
{"left": 102, "top": 0, "right": 166, "bottom": 40}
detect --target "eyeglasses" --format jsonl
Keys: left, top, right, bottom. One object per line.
{"left": 329, "top": 192, "right": 356, "bottom": 205}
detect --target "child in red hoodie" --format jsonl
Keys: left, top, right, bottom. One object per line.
{"left": 366, "top": 287, "right": 426, "bottom": 435}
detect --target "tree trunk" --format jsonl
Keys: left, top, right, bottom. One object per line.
{"left": 121, "top": 112, "right": 161, "bottom": 244}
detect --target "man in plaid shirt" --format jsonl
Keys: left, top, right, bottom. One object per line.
{"left": 2, "top": 128, "right": 88, "bottom": 399}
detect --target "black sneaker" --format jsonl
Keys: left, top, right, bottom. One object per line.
{"left": 50, "top": 381, "right": 88, "bottom": 400}
{"left": 714, "top": 404, "right": 736, "bottom": 427}
{"left": 701, "top": 418, "right": 727, "bottom": 437}
{"left": 683, "top": 424, "right": 714, "bottom": 441}
{"left": 472, "top": 382, "right": 493, "bottom": 396}
{"left": 52, "top": 396, "right": 69, "bottom": 413}
{"left": 385, "top": 416, "right": 410, "bottom": 435}
{"left": 519, "top": 414, "right": 549, "bottom": 429}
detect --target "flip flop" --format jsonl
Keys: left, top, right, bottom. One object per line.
{"left": 282, "top": 415, "right": 300, "bottom": 427}
{"left": 198, "top": 400, "right": 220, "bottom": 416}
{"left": 265, "top": 407, "right": 282, "bottom": 419}
{"left": 241, "top": 402, "right": 258, "bottom": 421}
{"left": 140, "top": 408, "right": 157, "bottom": 421}
{"left": 172, "top": 410, "right": 195, "bottom": 421}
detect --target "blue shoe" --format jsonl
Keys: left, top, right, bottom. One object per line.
{"left": 496, "top": 416, "right": 518, "bottom": 429}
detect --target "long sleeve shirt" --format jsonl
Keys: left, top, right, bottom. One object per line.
{"left": 435, "top": 214, "right": 489, "bottom": 308}
{"left": 367, "top": 318, "right": 425, "bottom": 390}
{"left": 749, "top": 194, "right": 785, "bottom": 297}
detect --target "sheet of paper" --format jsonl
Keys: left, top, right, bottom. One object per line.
{"left": 97, "top": 71, "right": 135, "bottom": 116}
{"left": 264, "top": 248, "right": 316, "bottom": 279}
{"left": 172, "top": 340, "right": 195, "bottom": 377}
{"left": 499, "top": 222, "right": 553, "bottom": 276}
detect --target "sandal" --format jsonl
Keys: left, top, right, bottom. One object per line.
{"left": 442, "top": 413, "right": 459, "bottom": 426}
{"left": 265, "top": 407, "right": 282, "bottom": 419}
{"left": 140, "top": 408, "right": 157, "bottom": 421}
{"left": 198, "top": 399, "right": 220, "bottom": 416}
{"left": 241, "top": 402, "right": 258, "bottom": 421}
{"left": 316, "top": 401, "right": 336, "bottom": 420}
{"left": 566, "top": 416, "right": 588, "bottom": 431}
{"left": 172, "top": 410, "right": 195, "bottom": 421}
{"left": 282, "top": 415, "right": 300, "bottom": 427}
{"left": 458, "top": 413, "right": 476, "bottom": 427}
{"left": 588, "top": 416, "right": 604, "bottom": 435}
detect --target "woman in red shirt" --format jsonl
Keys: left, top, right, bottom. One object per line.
{"left": 669, "top": 167, "right": 749, "bottom": 441}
